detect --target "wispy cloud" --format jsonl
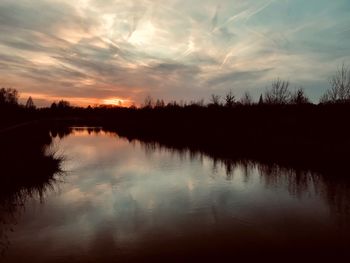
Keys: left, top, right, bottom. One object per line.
{"left": 0, "top": 0, "right": 349, "bottom": 106}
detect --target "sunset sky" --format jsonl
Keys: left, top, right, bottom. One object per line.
{"left": 0, "top": 0, "right": 350, "bottom": 106}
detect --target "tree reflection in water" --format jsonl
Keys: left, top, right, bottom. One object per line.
{"left": 0, "top": 125, "right": 63, "bottom": 255}
{"left": 134, "top": 137, "right": 350, "bottom": 229}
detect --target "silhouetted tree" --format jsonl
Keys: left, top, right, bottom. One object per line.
{"left": 225, "top": 90, "right": 236, "bottom": 107}
{"left": 290, "top": 88, "right": 310, "bottom": 104}
{"left": 129, "top": 103, "right": 137, "bottom": 109}
{"left": 319, "top": 94, "right": 329, "bottom": 104}
{"left": 143, "top": 95, "right": 154, "bottom": 109}
{"left": 167, "top": 101, "right": 179, "bottom": 108}
{"left": 209, "top": 94, "right": 221, "bottom": 107}
{"left": 25, "top": 96, "right": 36, "bottom": 109}
{"left": 258, "top": 94, "right": 264, "bottom": 105}
{"left": 197, "top": 99, "right": 205, "bottom": 107}
{"left": 240, "top": 91, "right": 252, "bottom": 105}
{"left": 57, "top": 100, "right": 70, "bottom": 109}
{"left": 321, "top": 64, "right": 350, "bottom": 103}
{"left": 50, "top": 102, "right": 57, "bottom": 110}
{"left": 264, "top": 79, "right": 290, "bottom": 104}
{"left": 190, "top": 99, "right": 205, "bottom": 107}
{"left": 0, "top": 88, "right": 19, "bottom": 107}
{"left": 155, "top": 99, "right": 165, "bottom": 108}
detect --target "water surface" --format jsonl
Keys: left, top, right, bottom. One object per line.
{"left": 1, "top": 128, "right": 350, "bottom": 262}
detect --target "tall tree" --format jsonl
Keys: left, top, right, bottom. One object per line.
{"left": 321, "top": 64, "right": 350, "bottom": 103}
{"left": 143, "top": 95, "right": 154, "bottom": 109}
{"left": 225, "top": 90, "right": 236, "bottom": 107}
{"left": 0, "top": 88, "right": 19, "bottom": 106}
{"left": 258, "top": 94, "right": 264, "bottom": 105}
{"left": 240, "top": 91, "right": 252, "bottom": 105}
{"left": 290, "top": 88, "right": 309, "bottom": 104}
{"left": 264, "top": 79, "right": 290, "bottom": 104}
{"left": 25, "top": 96, "right": 36, "bottom": 109}
{"left": 209, "top": 94, "right": 221, "bottom": 107}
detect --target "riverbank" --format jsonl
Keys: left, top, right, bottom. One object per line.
{"left": 2, "top": 102, "right": 350, "bottom": 177}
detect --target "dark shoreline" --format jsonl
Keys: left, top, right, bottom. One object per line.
{"left": 46, "top": 103, "right": 350, "bottom": 176}
{"left": 3, "top": 102, "right": 350, "bottom": 177}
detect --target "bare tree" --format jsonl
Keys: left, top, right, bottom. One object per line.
{"left": 321, "top": 64, "right": 350, "bottom": 103}
{"left": 0, "top": 88, "right": 19, "bottom": 106}
{"left": 209, "top": 94, "right": 221, "bottom": 106}
{"left": 143, "top": 95, "right": 154, "bottom": 109}
{"left": 264, "top": 79, "right": 290, "bottom": 104}
{"left": 155, "top": 99, "right": 165, "bottom": 108}
{"left": 189, "top": 99, "right": 205, "bottom": 107}
{"left": 196, "top": 98, "right": 205, "bottom": 107}
{"left": 319, "top": 93, "right": 330, "bottom": 104}
{"left": 225, "top": 90, "right": 236, "bottom": 107}
{"left": 290, "top": 88, "right": 309, "bottom": 104}
{"left": 240, "top": 91, "right": 252, "bottom": 105}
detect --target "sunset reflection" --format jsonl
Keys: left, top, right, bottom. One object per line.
{"left": 2, "top": 128, "right": 349, "bottom": 262}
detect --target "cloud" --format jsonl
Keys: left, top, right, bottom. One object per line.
{"left": 0, "top": 0, "right": 95, "bottom": 34}
{"left": 0, "top": 0, "right": 350, "bottom": 105}
{"left": 207, "top": 68, "right": 273, "bottom": 88}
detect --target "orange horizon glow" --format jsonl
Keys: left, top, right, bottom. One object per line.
{"left": 102, "top": 97, "right": 133, "bottom": 107}
{"left": 20, "top": 92, "right": 134, "bottom": 108}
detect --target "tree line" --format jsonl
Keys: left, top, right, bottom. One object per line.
{"left": 141, "top": 64, "right": 350, "bottom": 109}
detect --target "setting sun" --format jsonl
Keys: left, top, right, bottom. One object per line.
{"left": 102, "top": 97, "right": 131, "bottom": 107}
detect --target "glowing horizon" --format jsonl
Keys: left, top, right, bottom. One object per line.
{"left": 19, "top": 92, "right": 133, "bottom": 107}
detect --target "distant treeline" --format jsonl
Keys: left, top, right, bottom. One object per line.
{"left": 1, "top": 64, "right": 350, "bottom": 112}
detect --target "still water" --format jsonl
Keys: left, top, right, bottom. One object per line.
{"left": 1, "top": 128, "right": 350, "bottom": 262}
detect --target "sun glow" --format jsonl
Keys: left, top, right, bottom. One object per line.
{"left": 102, "top": 97, "right": 131, "bottom": 107}
{"left": 20, "top": 92, "right": 133, "bottom": 108}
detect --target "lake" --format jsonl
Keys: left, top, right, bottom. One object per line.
{"left": 1, "top": 127, "right": 349, "bottom": 262}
